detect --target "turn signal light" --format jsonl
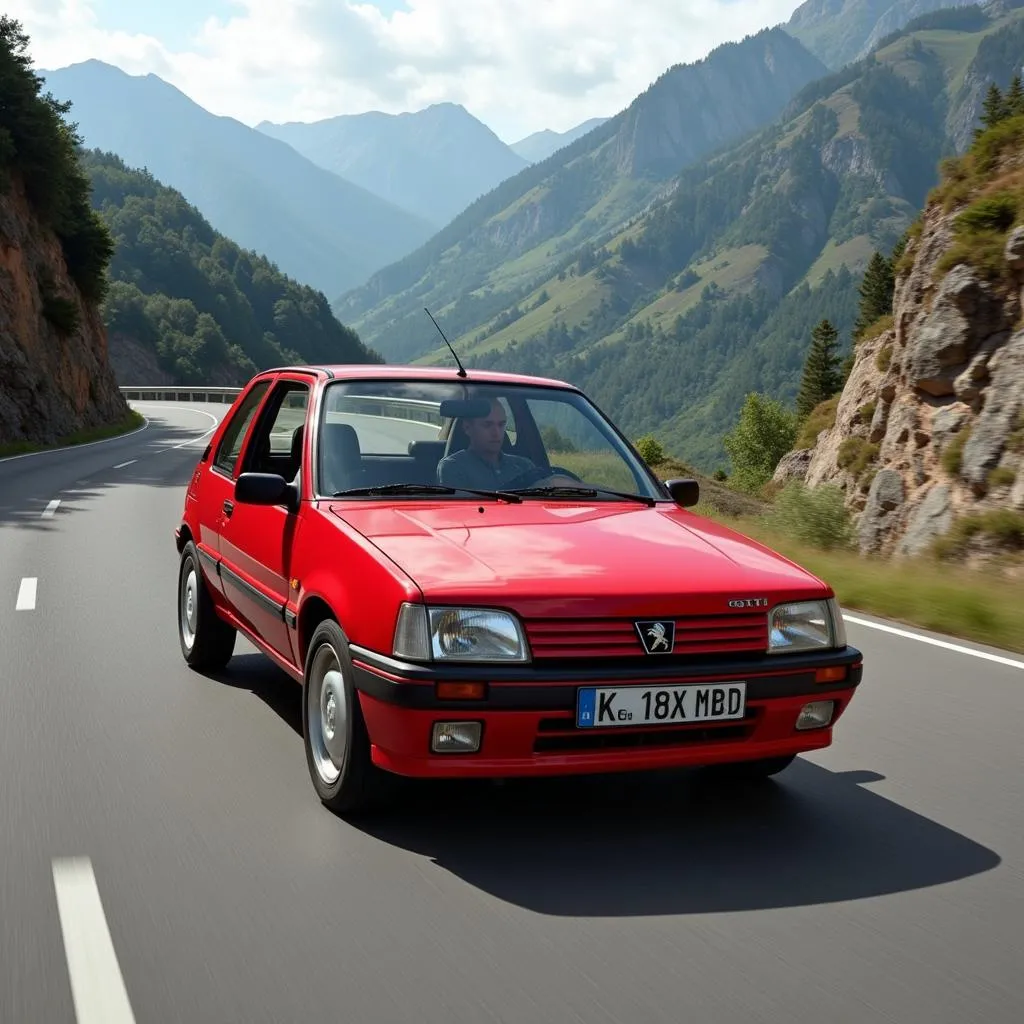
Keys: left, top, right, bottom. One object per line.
{"left": 436, "top": 681, "right": 487, "bottom": 700}
{"left": 814, "top": 665, "right": 847, "bottom": 685}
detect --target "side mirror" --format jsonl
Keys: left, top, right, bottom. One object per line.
{"left": 235, "top": 472, "right": 297, "bottom": 510}
{"left": 664, "top": 478, "right": 700, "bottom": 508}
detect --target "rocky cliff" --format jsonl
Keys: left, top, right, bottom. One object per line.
{"left": 778, "top": 133, "right": 1024, "bottom": 562}
{"left": 0, "top": 172, "right": 129, "bottom": 446}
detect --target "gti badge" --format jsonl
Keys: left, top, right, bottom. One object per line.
{"left": 728, "top": 598, "right": 769, "bottom": 608}
{"left": 636, "top": 620, "right": 676, "bottom": 654}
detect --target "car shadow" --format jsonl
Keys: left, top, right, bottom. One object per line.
{"left": 206, "top": 653, "right": 304, "bottom": 738}
{"left": 343, "top": 761, "right": 1001, "bottom": 918}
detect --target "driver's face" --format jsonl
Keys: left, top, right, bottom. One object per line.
{"left": 465, "top": 400, "right": 507, "bottom": 458}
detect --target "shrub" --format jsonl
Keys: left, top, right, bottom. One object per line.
{"left": 837, "top": 436, "right": 879, "bottom": 479}
{"left": 988, "top": 465, "right": 1017, "bottom": 488}
{"left": 796, "top": 394, "right": 840, "bottom": 449}
{"left": 941, "top": 426, "right": 971, "bottom": 476}
{"left": 635, "top": 434, "right": 665, "bottom": 465}
{"left": 767, "top": 481, "right": 854, "bottom": 551}
{"left": 875, "top": 344, "right": 893, "bottom": 372}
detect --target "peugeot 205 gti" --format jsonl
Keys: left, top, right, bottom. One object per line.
{"left": 174, "top": 365, "right": 863, "bottom": 815}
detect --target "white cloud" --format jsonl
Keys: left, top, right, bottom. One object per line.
{"left": 10, "top": 0, "right": 804, "bottom": 141}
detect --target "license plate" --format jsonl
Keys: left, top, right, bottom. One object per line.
{"left": 576, "top": 682, "right": 747, "bottom": 729}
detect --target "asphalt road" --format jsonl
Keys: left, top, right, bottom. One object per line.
{"left": 2, "top": 401, "right": 1022, "bottom": 1023}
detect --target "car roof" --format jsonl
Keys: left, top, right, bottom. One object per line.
{"left": 262, "top": 364, "right": 578, "bottom": 390}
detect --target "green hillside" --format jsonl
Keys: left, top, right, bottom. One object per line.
{"left": 336, "top": 28, "right": 830, "bottom": 357}
{"left": 83, "top": 150, "right": 380, "bottom": 385}
{"left": 344, "top": 6, "right": 1024, "bottom": 472}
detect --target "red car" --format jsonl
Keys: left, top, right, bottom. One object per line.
{"left": 175, "top": 365, "right": 862, "bottom": 814}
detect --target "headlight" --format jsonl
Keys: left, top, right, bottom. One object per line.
{"left": 768, "top": 598, "right": 846, "bottom": 654}
{"left": 392, "top": 603, "right": 530, "bottom": 663}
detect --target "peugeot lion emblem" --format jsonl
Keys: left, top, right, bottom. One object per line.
{"left": 636, "top": 620, "right": 676, "bottom": 654}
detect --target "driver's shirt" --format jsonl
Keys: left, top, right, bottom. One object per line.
{"left": 437, "top": 448, "right": 535, "bottom": 490}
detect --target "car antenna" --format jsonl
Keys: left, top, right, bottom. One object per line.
{"left": 424, "top": 307, "right": 467, "bottom": 378}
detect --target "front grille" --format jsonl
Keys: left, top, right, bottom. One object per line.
{"left": 524, "top": 613, "right": 768, "bottom": 659}
{"left": 532, "top": 712, "right": 759, "bottom": 753}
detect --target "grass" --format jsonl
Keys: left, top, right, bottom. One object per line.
{"left": 696, "top": 505, "right": 1024, "bottom": 656}
{"left": 0, "top": 409, "right": 146, "bottom": 458}
{"left": 796, "top": 395, "right": 840, "bottom": 449}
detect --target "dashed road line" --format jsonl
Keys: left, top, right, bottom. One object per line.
{"left": 112, "top": 460, "right": 137, "bottom": 470}
{"left": 844, "top": 613, "right": 1024, "bottom": 671}
{"left": 16, "top": 577, "right": 37, "bottom": 611}
{"left": 52, "top": 857, "right": 137, "bottom": 1024}
{"left": 42, "top": 499, "right": 61, "bottom": 518}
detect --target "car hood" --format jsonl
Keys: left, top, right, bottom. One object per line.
{"left": 329, "top": 501, "right": 828, "bottom": 618}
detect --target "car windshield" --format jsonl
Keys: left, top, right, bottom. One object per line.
{"left": 314, "top": 379, "right": 667, "bottom": 502}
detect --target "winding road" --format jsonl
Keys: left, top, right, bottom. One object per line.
{"left": 2, "top": 401, "right": 1022, "bottom": 1023}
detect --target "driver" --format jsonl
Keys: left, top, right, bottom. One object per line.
{"left": 437, "top": 397, "right": 536, "bottom": 490}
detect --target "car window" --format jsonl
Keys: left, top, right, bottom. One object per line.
{"left": 241, "top": 380, "right": 311, "bottom": 478}
{"left": 316, "top": 379, "right": 661, "bottom": 500}
{"left": 214, "top": 380, "right": 271, "bottom": 477}
{"left": 526, "top": 398, "right": 643, "bottom": 493}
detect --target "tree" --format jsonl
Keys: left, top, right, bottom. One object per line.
{"left": 796, "top": 319, "right": 843, "bottom": 420}
{"left": 723, "top": 393, "right": 798, "bottom": 494}
{"left": 976, "top": 82, "right": 1009, "bottom": 138}
{"left": 854, "top": 250, "right": 895, "bottom": 337}
{"left": 1006, "top": 74, "right": 1024, "bottom": 118}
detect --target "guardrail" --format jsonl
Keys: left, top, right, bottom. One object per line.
{"left": 119, "top": 386, "right": 242, "bottom": 403}
{"left": 118, "top": 387, "right": 445, "bottom": 425}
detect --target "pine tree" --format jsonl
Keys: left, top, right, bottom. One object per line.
{"left": 1007, "top": 74, "right": 1024, "bottom": 118}
{"left": 976, "top": 82, "right": 1009, "bottom": 138}
{"left": 854, "top": 250, "right": 895, "bottom": 338}
{"left": 796, "top": 319, "right": 843, "bottom": 421}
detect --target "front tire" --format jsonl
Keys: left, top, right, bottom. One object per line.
{"left": 302, "top": 619, "right": 384, "bottom": 816}
{"left": 178, "top": 541, "right": 236, "bottom": 671}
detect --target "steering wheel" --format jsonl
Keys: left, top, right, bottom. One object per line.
{"left": 547, "top": 465, "right": 583, "bottom": 482}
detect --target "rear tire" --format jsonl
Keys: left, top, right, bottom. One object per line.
{"left": 302, "top": 618, "right": 385, "bottom": 816}
{"left": 178, "top": 541, "right": 236, "bottom": 671}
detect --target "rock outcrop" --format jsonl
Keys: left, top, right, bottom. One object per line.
{"left": 792, "top": 160, "right": 1024, "bottom": 560}
{"left": 0, "top": 174, "right": 128, "bottom": 447}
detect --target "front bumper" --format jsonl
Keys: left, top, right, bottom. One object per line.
{"left": 349, "top": 644, "right": 863, "bottom": 779}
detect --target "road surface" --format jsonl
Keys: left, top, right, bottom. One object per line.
{"left": 1, "top": 401, "right": 1022, "bottom": 1023}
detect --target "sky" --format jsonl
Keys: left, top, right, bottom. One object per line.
{"left": 14, "top": 0, "right": 806, "bottom": 143}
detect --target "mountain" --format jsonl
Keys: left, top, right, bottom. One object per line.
{"left": 82, "top": 150, "right": 381, "bottom": 387}
{"left": 336, "top": 28, "right": 830, "bottom": 353}
{"left": 340, "top": 7, "right": 1024, "bottom": 473}
{"left": 39, "top": 61, "right": 434, "bottom": 299}
{"left": 511, "top": 118, "right": 611, "bottom": 163}
{"left": 786, "top": 0, "right": 977, "bottom": 69}
{"left": 257, "top": 103, "right": 529, "bottom": 228}
{"left": 783, "top": 84, "right": 1024, "bottom": 560}
{"left": 0, "top": 22, "right": 129, "bottom": 448}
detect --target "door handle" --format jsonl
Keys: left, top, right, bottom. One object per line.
{"left": 223, "top": 499, "right": 234, "bottom": 517}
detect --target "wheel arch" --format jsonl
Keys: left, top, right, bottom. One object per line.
{"left": 297, "top": 595, "right": 339, "bottom": 668}
{"left": 176, "top": 523, "right": 194, "bottom": 554}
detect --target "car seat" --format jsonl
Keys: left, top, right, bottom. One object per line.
{"left": 319, "top": 422, "right": 365, "bottom": 495}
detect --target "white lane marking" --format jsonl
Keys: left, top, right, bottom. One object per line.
{"left": 52, "top": 857, "right": 137, "bottom": 1024}
{"left": 112, "top": 460, "right": 137, "bottom": 470}
{"left": 844, "top": 613, "right": 1024, "bottom": 671}
{"left": 130, "top": 405, "right": 221, "bottom": 454}
{"left": 16, "top": 577, "right": 37, "bottom": 611}
{"left": 42, "top": 499, "right": 61, "bottom": 518}
{"left": 0, "top": 417, "right": 149, "bottom": 465}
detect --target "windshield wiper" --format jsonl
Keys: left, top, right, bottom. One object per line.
{"left": 330, "top": 482, "right": 522, "bottom": 503}
{"left": 511, "top": 485, "right": 657, "bottom": 507}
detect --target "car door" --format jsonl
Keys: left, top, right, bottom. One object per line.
{"left": 217, "top": 375, "right": 311, "bottom": 664}
{"left": 199, "top": 377, "right": 274, "bottom": 598}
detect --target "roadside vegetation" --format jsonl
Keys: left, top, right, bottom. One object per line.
{"left": 0, "top": 410, "right": 145, "bottom": 459}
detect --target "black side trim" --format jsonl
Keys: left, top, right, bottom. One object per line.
{"left": 349, "top": 646, "right": 863, "bottom": 712}
{"left": 285, "top": 608, "right": 297, "bottom": 629}
{"left": 197, "top": 547, "right": 220, "bottom": 577}
{"left": 220, "top": 564, "right": 286, "bottom": 621}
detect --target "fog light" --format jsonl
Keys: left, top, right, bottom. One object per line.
{"left": 796, "top": 700, "right": 835, "bottom": 731}
{"left": 431, "top": 722, "right": 482, "bottom": 753}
